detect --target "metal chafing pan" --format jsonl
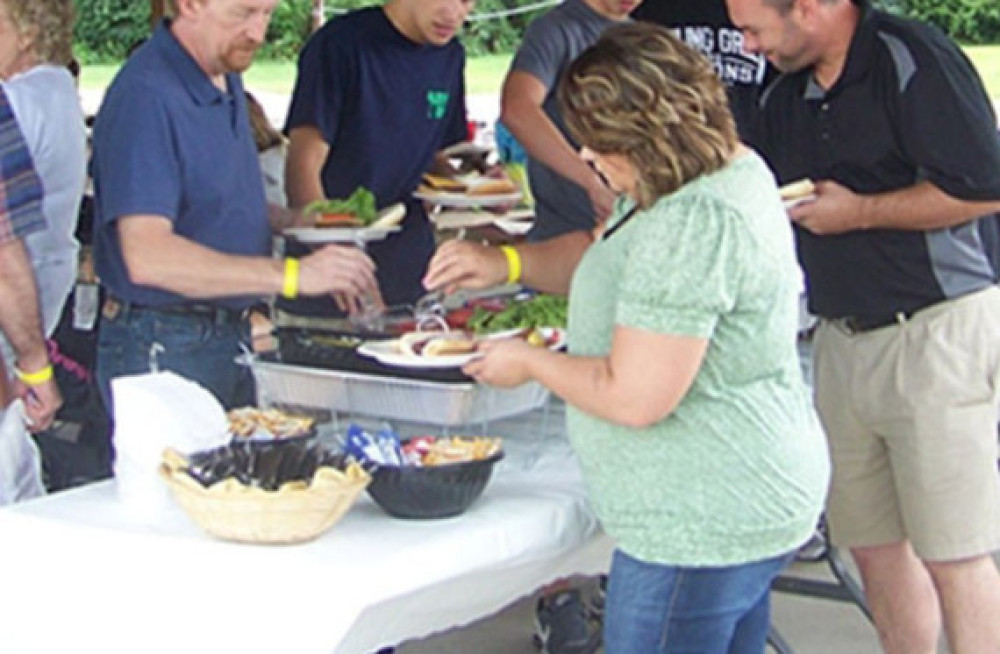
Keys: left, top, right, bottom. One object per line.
{"left": 247, "top": 328, "right": 549, "bottom": 427}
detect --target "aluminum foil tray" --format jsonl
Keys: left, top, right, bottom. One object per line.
{"left": 249, "top": 357, "right": 550, "bottom": 427}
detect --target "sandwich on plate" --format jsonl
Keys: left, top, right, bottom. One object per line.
{"left": 398, "top": 331, "right": 478, "bottom": 358}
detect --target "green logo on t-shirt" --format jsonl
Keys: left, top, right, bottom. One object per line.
{"left": 427, "top": 90, "right": 449, "bottom": 119}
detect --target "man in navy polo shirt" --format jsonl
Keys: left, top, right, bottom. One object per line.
{"left": 728, "top": 0, "right": 1000, "bottom": 651}
{"left": 283, "top": 0, "right": 473, "bottom": 315}
{"left": 91, "top": 0, "right": 378, "bottom": 411}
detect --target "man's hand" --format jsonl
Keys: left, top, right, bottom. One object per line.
{"left": 299, "top": 244, "right": 380, "bottom": 308}
{"left": 423, "top": 240, "right": 508, "bottom": 294}
{"left": 789, "top": 180, "right": 867, "bottom": 235}
{"left": 14, "top": 376, "right": 61, "bottom": 433}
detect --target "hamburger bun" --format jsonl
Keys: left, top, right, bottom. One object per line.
{"left": 467, "top": 178, "right": 519, "bottom": 196}
{"left": 421, "top": 173, "right": 468, "bottom": 193}
{"left": 778, "top": 178, "right": 816, "bottom": 203}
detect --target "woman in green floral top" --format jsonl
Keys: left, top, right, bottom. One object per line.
{"left": 424, "top": 23, "right": 829, "bottom": 654}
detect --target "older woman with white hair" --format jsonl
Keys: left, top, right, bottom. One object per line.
{"left": 0, "top": 0, "right": 86, "bottom": 366}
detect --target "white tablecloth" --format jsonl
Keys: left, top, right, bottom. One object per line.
{"left": 0, "top": 405, "right": 612, "bottom": 654}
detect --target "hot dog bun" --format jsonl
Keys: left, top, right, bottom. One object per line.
{"left": 778, "top": 178, "right": 816, "bottom": 202}
{"left": 399, "top": 331, "right": 476, "bottom": 357}
{"left": 423, "top": 337, "right": 477, "bottom": 357}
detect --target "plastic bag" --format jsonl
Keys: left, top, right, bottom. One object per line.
{"left": 0, "top": 399, "right": 46, "bottom": 505}
{"left": 111, "top": 372, "right": 230, "bottom": 517}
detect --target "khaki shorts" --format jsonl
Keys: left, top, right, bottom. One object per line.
{"left": 814, "top": 286, "right": 1000, "bottom": 561}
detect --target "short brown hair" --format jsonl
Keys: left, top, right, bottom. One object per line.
{"left": 558, "top": 22, "right": 738, "bottom": 207}
{"left": 3, "top": 0, "right": 75, "bottom": 65}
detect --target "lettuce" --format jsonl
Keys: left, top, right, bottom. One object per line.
{"left": 304, "top": 187, "right": 377, "bottom": 225}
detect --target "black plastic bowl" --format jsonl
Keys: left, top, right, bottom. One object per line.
{"left": 366, "top": 451, "right": 504, "bottom": 519}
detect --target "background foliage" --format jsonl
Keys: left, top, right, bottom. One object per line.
{"left": 73, "top": 0, "right": 151, "bottom": 62}
{"left": 71, "top": 0, "right": 1000, "bottom": 64}
{"left": 889, "top": 0, "right": 1000, "bottom": 43}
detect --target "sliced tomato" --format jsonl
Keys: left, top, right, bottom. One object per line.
{"left": 445, "top": 306, "right": 476, "bottom": 329}
{"left": 316, "top": 213, "right": 362, "bottom": 227}
{"left": 468, "top": 298, "right": 507, "bottom": 312}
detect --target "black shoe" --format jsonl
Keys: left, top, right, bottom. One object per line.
{"left": 533, "top": 590, "right": 602, "bottom": 654}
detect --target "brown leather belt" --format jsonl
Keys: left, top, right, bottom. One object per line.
{"left": 833, "top": 311, "right": 915, "bottom": 335}
{"left": 103, "top": 296, "right": 246, "bottom": 325}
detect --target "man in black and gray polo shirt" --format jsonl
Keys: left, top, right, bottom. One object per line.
{"left": 727, "top": 0, "right": 1000, "bottom": 651}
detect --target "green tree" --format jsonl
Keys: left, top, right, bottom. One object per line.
{"left": 891, "top": 0, "right": 1000, "bottom": 43}
{"left": 261, "top": 0, "right": 314, "bottom": 59}
{"left": 73, "top": 0, "right": 151, "bottom": 63}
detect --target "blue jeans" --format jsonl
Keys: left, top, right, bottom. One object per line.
{"left": 604, "top": 548, "right": 792, "bottom": 654}
{"left": 96, "top": 303, "right": 255, "bottom": 415}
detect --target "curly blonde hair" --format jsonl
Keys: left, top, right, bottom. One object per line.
{"left": 3, "top": 0, "right": 75, "bottom": 65}
{"left": 558, "top": 22, "right": 738, "bottom": 208}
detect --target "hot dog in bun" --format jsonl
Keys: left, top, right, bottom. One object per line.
{"left": 399, "top": 331, "right": 477, "bottom": 357}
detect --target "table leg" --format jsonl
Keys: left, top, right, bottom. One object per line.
{"left": 771, "top": 547, "right": 872, "bottom": 622}
{"left": 767, "top": 625, "right": 795, "bottom": 654}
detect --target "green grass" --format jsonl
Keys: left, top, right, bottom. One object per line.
{"left": 80, "top": 45, "right": 998, "bottom": 99}
{"left": 464, "top": 53, "right": 512, "bottom": 94}
{"left": 80, "top": 53, "right": 513, "bottom": 97}
{"left": 964, "top": 45, "right": 1000, "bottom": 99}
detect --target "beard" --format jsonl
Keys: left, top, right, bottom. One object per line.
{"left": 221, "top": 41, "right": 259, "bottom": 73}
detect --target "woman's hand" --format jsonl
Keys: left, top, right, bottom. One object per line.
{"left": 462, "top": 338, "right": 539, "bottom": 387}
{"left": 585, "top": 172, "right": 617, "bottom": 222}
{"left": 423, "top": 239, "right": 509, "bottom": 294}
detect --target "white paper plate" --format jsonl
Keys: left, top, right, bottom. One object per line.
{"left": 414, "top": 190, "right": 523, "bottom": 208}
{"left": 493, "top": 217, "right": 534, "bottom": 236}
{"left": 282, "top": 226, "right": 401, "bottom": 244}
{"left": 357, "top": 339, "right": 482, "bottom": 369}
{"left": 442, "top": 142, "right": 492, "bottom": 158}
{"left": 357, "top": 327, "right": 566, "bottom": 369}
{"left": 485, "top": 327, "right": 566, "bottom": 350}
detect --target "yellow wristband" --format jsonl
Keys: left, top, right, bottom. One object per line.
{"left": 15, "top": 363, "right": 54, "bottom": 386}
{"left": 500, "top": 246, "right": 522, "bottom": 285}
{"left": 282, "top": 258, "right": 300, "bottom": 299}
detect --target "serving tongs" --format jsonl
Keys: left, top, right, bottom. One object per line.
{"left": 410, "top": 288, "right": 449, "bottom": 332}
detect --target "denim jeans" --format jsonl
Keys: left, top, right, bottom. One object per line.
{"left": 96, "top": 304, "right": 255, "bottom": 416}
{"left": 604, "top": 548, "right": 792, "bottom": 654}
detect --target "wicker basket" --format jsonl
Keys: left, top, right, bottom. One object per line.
{"left": 160, "top": 461, "right": 370, "bottom": 544}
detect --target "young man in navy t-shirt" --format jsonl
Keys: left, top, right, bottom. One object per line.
{"left": 283, "top": 0, "right": 474, "bottom": 315}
